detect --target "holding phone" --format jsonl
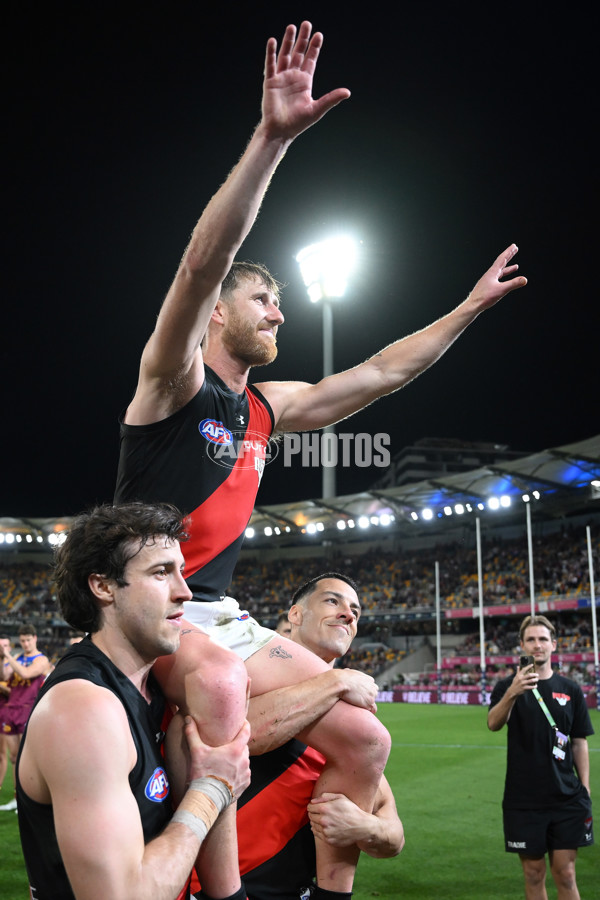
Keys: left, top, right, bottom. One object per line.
{"left": 520, "top": 654, "right": 535, "bottom": 668}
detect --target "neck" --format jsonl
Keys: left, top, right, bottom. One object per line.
{"left": 91, "top": 632, "right": 154, "bottom": 700}
{"left": 290, "top": 634, "right": 337, "bottom": 668}
{"left": 535, "top": 659, "right": 554, "bottom": 680}
{"left": 203, "top": 347, "right": 251, "bottom": 395}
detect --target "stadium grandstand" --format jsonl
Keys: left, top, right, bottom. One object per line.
{"left": 1, "top": 435, "right": 599, "bottom": 706}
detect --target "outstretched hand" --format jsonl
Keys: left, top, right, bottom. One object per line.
{"left": 468, "top": 244, "right": 528, "bottom": 312}
{"left": 261, "top": 21, "right": 350, "bottom": 142}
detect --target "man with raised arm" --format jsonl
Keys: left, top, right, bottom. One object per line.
{"left": 16, "top": 502, "right": 251, "bottom": 900}
{"left": 114, "top": 20, "right": 526, "bottom": 898}
{"left": 236, "top": 574, "right": 404, "bottom": 900}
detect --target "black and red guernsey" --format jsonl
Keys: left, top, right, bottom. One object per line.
{"left": 115, "top": 365, "right": 275, "bottom": 600}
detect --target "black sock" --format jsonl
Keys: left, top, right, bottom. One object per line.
{"left": 312, "top": 889, "right": 352, "bottom": 900}
{"left": 196, "top": 885, "right": 247, "bottom": 900}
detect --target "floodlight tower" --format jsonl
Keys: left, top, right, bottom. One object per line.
{"left": 296, "top": 236, "right": 357, "bottom": 499}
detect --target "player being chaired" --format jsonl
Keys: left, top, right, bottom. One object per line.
{"left": 115, "top": 21, "right": 527, "bottom": 899}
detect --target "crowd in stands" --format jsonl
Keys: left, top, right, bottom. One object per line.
{"left": 1, "top": 522, "right": 598, "bottom": 681}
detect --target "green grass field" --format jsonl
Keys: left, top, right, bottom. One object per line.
{"left": 1, "top": 704, "right": 598, "bottom": 899}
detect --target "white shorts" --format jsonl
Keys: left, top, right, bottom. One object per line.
{"left": 182, "top": 596, "right": 275, "bottom": 661}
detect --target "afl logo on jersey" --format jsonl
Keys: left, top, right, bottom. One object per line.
{"left": 199, "top": 419, "right": 233, "bottom": 445}
{"left": 145, "top": 766, "right": 170, "bottom": 803}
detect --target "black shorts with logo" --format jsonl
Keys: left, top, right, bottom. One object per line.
{"left": 503, "top": 791, "right": 593, "bottom": 855}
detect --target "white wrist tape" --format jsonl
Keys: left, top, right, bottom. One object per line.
{"left": 171, "top": 776, "right": 235, "bottom": 844}
{"left": 189, "top": 776, "right": 234, "bottom": 811}
{"left": 171, "top": 807, "right": 210, "bottom": 842}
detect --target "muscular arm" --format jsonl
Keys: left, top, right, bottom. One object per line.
{"left": 308, "top": 775, "right": 404, "bottom": 858}
{"left": 262, "top": 245, "right": 527, "bottom": 433}
{"left": 127, "top": 22, "right": 350, "bottom": 426}
{"left": 572, "top": 737, "right": 590, "bottom": 794}
{"left": 19, "top": 681, "right": 250, "bottom": 900}
{"left": 248, "top": 667, "right": 378, "bottom": 755}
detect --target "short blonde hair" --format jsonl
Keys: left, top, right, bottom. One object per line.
{"left": 519, "top": 614, "right": 556, "bottom": 642}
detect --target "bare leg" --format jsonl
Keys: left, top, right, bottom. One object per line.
{"left": 0, "top": 735, "right": 7, "bottom": 789}
{"left": 549, "top": 848, "right": 580, "bottom": 900}
{"left": 246, "top": 638, "right": 391, "bottom": 892}
{"left": 154, "top": 623, "right": 249, "bottom": 899}
{"left": 520, "top": 855, "right": 548, "bottom": 900}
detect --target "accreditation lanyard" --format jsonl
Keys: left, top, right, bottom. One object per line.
{"left": 532, "top": 687, "right": 569, "bottom": 760}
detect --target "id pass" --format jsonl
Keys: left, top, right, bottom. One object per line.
{"left": 552, "top": 729, "right": 568, "bottom": 761}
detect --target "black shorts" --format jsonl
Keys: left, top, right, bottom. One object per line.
{"left": 503, "top": 791, "right": 593, "bottom": 856}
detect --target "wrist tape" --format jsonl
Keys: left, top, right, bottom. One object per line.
{"left": 171, "top": 776, "right": 234, "bottom": 843}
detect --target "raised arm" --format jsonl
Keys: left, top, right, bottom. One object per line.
{"left": 20, "top": 681, "right": 250, "bottom": 900}
{"left": 248, "top": 667, "right": 378, "bottom": 755}
{"left": 307, "top": 775, "right": 404, "bottom": 858}
{"left": 262, "top": 244, "right": 527, "bottom": 433}
{"left": 2, "top": 649, "right": 50, "bottom": 681}
{"left": 487, "top": 663, "right": 538, "bottom": 731}
{"left": 127, "top": 22, "right": 350, "bottom": 426}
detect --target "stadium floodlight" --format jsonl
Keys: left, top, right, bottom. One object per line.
{"left": 296, "top": 236, "right": 357, "bottom": 303}
{"left": 380, "top": 513, "right": 392, "bottom": 526}
{"left": 358, "top": 515, "right": 370, "bottom": 529}
{"left": 245, "top": 527, "right": 255, "bottom": 539}
{"left": 522, "top": 493, "right": 530, "bottom": 503}
{"left": 264, "top": 526, "right": 273, "bottom": 537}
{"left": 296, "top": 236, "right": 357, "bottom": 500}
{"left": 444, "top": 506, "right": 453, "bottom": 516}
{"left": 487, "top": 497, "right": 500, "bottom": 510}
{"left": 500, "top": 495, "right": 511, "bottom": 508}
{"left": 336, "top": 520, "right": 346, "bottom": 530}
{"left": 455, "top": 504, "right": 465, "bottom": 515}
{"left": 421, "top": 508, "right": 434, "bottom": 521}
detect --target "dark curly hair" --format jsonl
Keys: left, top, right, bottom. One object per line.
{"left": 54, "top": 502, "right": 188, "bottom": 634}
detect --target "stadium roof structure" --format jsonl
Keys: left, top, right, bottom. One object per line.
{"left": 1, "top": 435, "right": 599, "bottom": 554}
{"left": 246, "top": 434, "right": 600, "bottom": 548}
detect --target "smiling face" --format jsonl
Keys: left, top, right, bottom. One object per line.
{"left": 289, "top": 577, "right": 361, "bottom": 664}
{"left": 91, "top": 537, "right": 192, "bottom": 663}
{"left": 221, "top": 276, "right": 284, "bottom": 367}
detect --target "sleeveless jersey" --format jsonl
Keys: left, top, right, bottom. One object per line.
{"left": 16, "top": 637, "right": 173, "bottom": 900}
{"left": 237, "top": 739, "right": 324, "bottom": 900}
{"left": 115, "top": 366, "right": 274, "bottom": 600}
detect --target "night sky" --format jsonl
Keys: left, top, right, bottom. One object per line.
{"left": 4, "top": 2, "right": 596, "bottom": 517}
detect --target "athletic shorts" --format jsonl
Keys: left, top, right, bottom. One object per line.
{"left": 183, "top": 596, "right": 275, "bottom": 662}
{"left": 503, "top": 791, "right": 593, "bottom": 855}
{"left": 1, "top": 703, "right": 34, "bottom": 735}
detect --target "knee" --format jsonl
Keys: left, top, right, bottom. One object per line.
{"left": 521, "top": 857, "right": 546, "bottom": 888}
{"left": 551, "top": 858, "right": 577, "bottom": 892}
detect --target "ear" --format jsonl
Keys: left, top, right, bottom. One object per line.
{"left": 287, "top": 604, "right": 303, "bottom": 626}
{"left": 87, "top": 573, "right": 116, "bottom": 607}
{"left": 210, "top": 298, "right": 227, "bottom": 326}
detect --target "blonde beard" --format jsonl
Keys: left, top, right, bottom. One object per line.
{"left": 222, "top": 313, "right": 278, "bottom": 367}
